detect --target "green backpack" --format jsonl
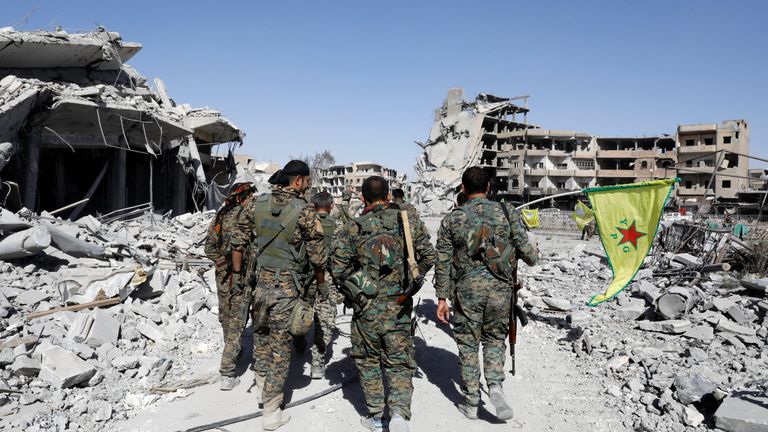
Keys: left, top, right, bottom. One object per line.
{"left": 341, "top": 208, "right": 405, "bottom": 312}
{"left": 460, "top": 201, "right": 515, "bottom": 283}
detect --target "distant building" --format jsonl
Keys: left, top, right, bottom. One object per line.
{"left": 319, "top": 162, "right": 401, "bottom": 198}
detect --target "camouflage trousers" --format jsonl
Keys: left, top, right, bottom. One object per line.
{"left": 311, "top": 283, "right": 339, "bottom": 366}
{"left": 453, "top": 269, "right": 512, "bottom": 406}
{"left": 216, "top": 270, "right": 250, "bottom": 377}
{"left": 251, "top": 270, "right": 300, "bottom": 404}
{"left": 350, "top": 296, "right": 416, "bottom": 420}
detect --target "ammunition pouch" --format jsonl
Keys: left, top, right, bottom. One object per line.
{"left": 287, "top": 296, "right": 314, "bottom": 337}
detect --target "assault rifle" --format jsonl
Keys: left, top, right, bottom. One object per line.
{"left": 509, "top": 266, "right": 528, "bottom": 375}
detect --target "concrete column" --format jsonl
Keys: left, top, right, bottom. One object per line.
{"left": 109, "top": 150, "right": 127, "bottom": 211}
{"left": 21, "top": 139, "right": 40, "bottom": 210}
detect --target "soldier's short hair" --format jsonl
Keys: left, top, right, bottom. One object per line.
{"left": 392, "top": 188, "right": 405, "bottom": 200}
{"left": 456, "top": 191, "right": 467, "bottom": 206}
{"left": 312, "top": 191, "right": 333, "bottom": 210}
{"left": 362, "top": 176, "right": 389, "bottom": 203}
{"left": 462, "top": 167, "right": 490, "bottom": 195}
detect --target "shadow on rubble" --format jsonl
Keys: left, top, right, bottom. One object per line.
{"left": 414, "top": 336, "right": 464, "bottom": 406}
{"left": 416, "top": 298, "right": 454, "bottom": 338}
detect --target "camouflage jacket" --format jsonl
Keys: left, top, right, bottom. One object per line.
{"left": 235, "top": 185, "right": 327, "bottom": 273}
{"left": 434, "top": 196, "right": 537, "bottom": 299}
{"left": 204, "top": 204, "right": 249, "bottom": 267}
{"left": 332, "top": 203, "right": 436, "bottom": 296}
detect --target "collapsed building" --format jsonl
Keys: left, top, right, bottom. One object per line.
{"left": 411, "top": 88, "right": 758, "bottom": 216}
{"left": 0, "top": 27, "right": 244, "bottom": 218}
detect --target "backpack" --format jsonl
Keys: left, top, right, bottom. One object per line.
{"left": 460, "top": 200, "right": 515, "bottom": 283}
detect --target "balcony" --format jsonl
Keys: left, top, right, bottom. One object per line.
{"left": 597, "top": 150, "right": 635, "bottom": 158}
{"left": 526, "top": 149, "right": 548, "bottom": 156}
{"left": 573, "top": 150, "right": 596, "bottom": 158}
{"left": 547, "top": 169, "right": 574, "bottom": 177}
{"left": 598, "top": 169, "right": 636, "bottom": 178}
{"left": 633, "top": 150, "right": 661, "bottom": 158}
{"left": 678, "top": 144, "right": 717, "bottom": 154}
{"left": 525, "top": 168, "right": 548, "bottom": 176}
{"left": 574, "top": 169, "right": 596, "bottom": 177}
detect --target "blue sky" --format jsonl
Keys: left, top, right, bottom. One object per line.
{"left": 5, "top": 1, "right": 767, "bottom": 175}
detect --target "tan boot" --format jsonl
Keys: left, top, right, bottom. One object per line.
{"left": 262, "top": 395, "right": 290, "bottom": 431}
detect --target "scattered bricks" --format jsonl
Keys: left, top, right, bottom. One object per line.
{"left": 84, "top": 309, "right": 120, "bottom": 348}
{"left": 542, "top": 297, "right": 572, "bottom": 311}
{"left": 111, "top": 355, "right": 139, "bottom": 372}
{"left": 137, "top": 320, "right": 164, "bottom": 342}
{"left": 674, "top": 375, "right": 716, "bottom": 405}
{"left": 715, "top": 396, "right": 768, "bottom": 432}
{"left": 67, "top": 313, "right": 93, "bottom": 343}
{"left": 717, "top": 319, "right": 757, "bottom": 337}
{"left": 638, "top": 320, "right": 692, "bottom": 334}
{"left": 682, "top": 325, "right": 714, "bottom": 342}
{"left": 10, "top": 355, "right": 41, "bottom": 376}
{"left": 39, "top": 346, "right": 96, "bottom": 388}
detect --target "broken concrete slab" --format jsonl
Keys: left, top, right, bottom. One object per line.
{"left": 111, "top": 355, "right": 139, "bottom": 372}
{"left": 39, "top": 346, "right": 96, "bottom": 388}
{"left": 715, "top": 395, "right": 768, "bottom": 432}
{"left": 10, "top": 355, "right": 41, "bottom": 377}
{"left": 717, "top": 319, "right": 757, "bottom": 337}
{"left": 638, "top": 320, "right": 692, "bottom": 334}
{"left": 66, "top": 313, "right": 94, "bottom": 343}
{"left": 682, "top": 325, "right": 714, "bottom": 342}
{"left": 673, "top": 253, "right": 703, "bottom": 267}
{"left": 83, "top": 309, "right": 120, "bottom": 348}
{"left": 137, "top": 320, "right": 164, "bottom": 343}
{"left": 0, "top": 226, "right": 51, "bottom": 259}
{"left": 542, "top": 297, "right": 572, "bottom": 311}
{"left": 635, "top": 280, "right": 661, "bottom": 304}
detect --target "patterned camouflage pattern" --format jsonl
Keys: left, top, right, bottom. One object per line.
{"left": 434, "top": 196, "right": 537, "bottom": 406}
{"left": 312, "top": 211, "right": 339, "bottom": 367}
{"left": 205, "top": 202, "right": 252, "bottom": 378}
{"left": 332, "top": 203, "right": 435, "bottom": 419}
{"left": 331, "top": 197, "right": 362, "bottom": 223}
{"left": 237, "top": 185, "right": 327, "bottom": 404}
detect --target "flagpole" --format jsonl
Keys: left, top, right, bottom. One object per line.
{"left": 514, "top": 189, "right": 585, "bottom": 210}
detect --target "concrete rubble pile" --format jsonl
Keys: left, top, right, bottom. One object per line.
{"left": 518, "top": 236, "right": 768, "bottom": 432}
{"left": 0, "top": 206, "right": 224, "bottom": 432}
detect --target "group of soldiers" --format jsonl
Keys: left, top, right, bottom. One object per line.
{"left": 204, "top": 161, "right": 537, "bottom": 431}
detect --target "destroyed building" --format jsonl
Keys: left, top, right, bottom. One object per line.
{"left": 318, "top": 161, "right": 403, "bottom": 198}
{"left": 0, "top": 27, "right": 244, "bottom": 218}
{"left": 411, "top": 88, "right": 756, "bottom": 215}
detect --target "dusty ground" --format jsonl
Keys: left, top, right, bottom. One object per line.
{"left": 119, "top": 220, "right": 629, "bottom": 432}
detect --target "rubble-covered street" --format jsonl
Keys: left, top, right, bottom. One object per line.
{"left": 3, "top": 214, "right": 768, "bottom": 431}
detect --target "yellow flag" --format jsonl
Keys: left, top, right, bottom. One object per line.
{"left": 586, "top": 179, "right": 677, "bottom": 307}
{"left": 521, "top": 209, "right": 539, "bottom": 228}
{"left": 571, "top": 201, "right": 594, "bottom": 231}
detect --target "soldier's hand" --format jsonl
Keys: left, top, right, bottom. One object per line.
{"left": 232, "top": 272, "right": 244, "bottom": 294}
{"left": 436, "top": 298, "right": 451, "bottom": 324}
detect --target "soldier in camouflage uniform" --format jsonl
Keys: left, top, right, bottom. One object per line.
{"left": 236, "top": 160, "right": 326, "bottom": 431}
{"left": 204, "top": 182, "right": 255, "bottom": 391}
{"left": 309, "top": 191, "right": 342, "bottom": 379}
{"left": 435, "top": 167, "right": 538, "bottom": 421}
{"left": 332, "top": 189, "right": 361, "bottom": 223}
{"left": 391, "top": 188, "right": 416, "bottom": 215}
{"left": 332, "top": 176, "right": 435, "bottom": 432}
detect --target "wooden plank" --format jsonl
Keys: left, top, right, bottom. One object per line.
{"left": 26, "top": 297, "right": 120, "bottom": 321}
{"left": 0, "top": 335, "right": 38, "bottom": 350}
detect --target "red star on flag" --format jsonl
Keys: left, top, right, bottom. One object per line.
{"left": 617, "top": 221, "right": 646, "bottom": 249}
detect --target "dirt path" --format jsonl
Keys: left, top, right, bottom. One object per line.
{"left": 119, "top": 227, "right": 628, "bottom": 432}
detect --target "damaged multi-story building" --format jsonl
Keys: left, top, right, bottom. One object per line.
{"left": 412, "top": 88, "right": 755, "bottom": 214}
{"left": 0, "top": 27, "right": 243, "bottom": 217}
{"left": 318, "top": 161, "right": 402, "bottom": 198}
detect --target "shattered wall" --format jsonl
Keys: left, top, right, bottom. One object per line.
{"left": 0, "top": 27, "right": 244, "bottom": 218}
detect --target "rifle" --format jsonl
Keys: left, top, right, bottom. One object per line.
{"left": 397, "top": 211, "right": 422, "bottom": 305}
{"left": 509, "top": 266, "right": 528, "bottom": 376}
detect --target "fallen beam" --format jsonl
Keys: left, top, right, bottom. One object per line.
{"left": 26, "top": 297, "right": 120, "bottom": 321}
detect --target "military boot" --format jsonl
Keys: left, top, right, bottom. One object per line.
{"left": 310, "top": 358, "right": 325, "bottom": 379}
{"left": 489, "top": 385, "right": 514, "bottom": 420}
{"left": 262, "top": 396, "right": 290, "bottom": 430}
{"left": 388, "top": 414, "right": 409, "bottom": 432}
{"left": 219, "top": 375, "right": 239, "bottom": 391}
{"left": 360, "top": 415, "right": 383, "bottom": 431}
{"left": 457, "top": 402, "right": 478, "bottom": 420}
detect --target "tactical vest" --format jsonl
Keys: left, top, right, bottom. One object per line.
{"left": 252, "top": 194, "right": 308, "bottom": 274}
{"left": 353, "top": 208, "right": 405, "bottom": 297}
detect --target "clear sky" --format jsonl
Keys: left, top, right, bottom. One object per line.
{"left": 5, "top": 1, "right": 767, "bottom": 175}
